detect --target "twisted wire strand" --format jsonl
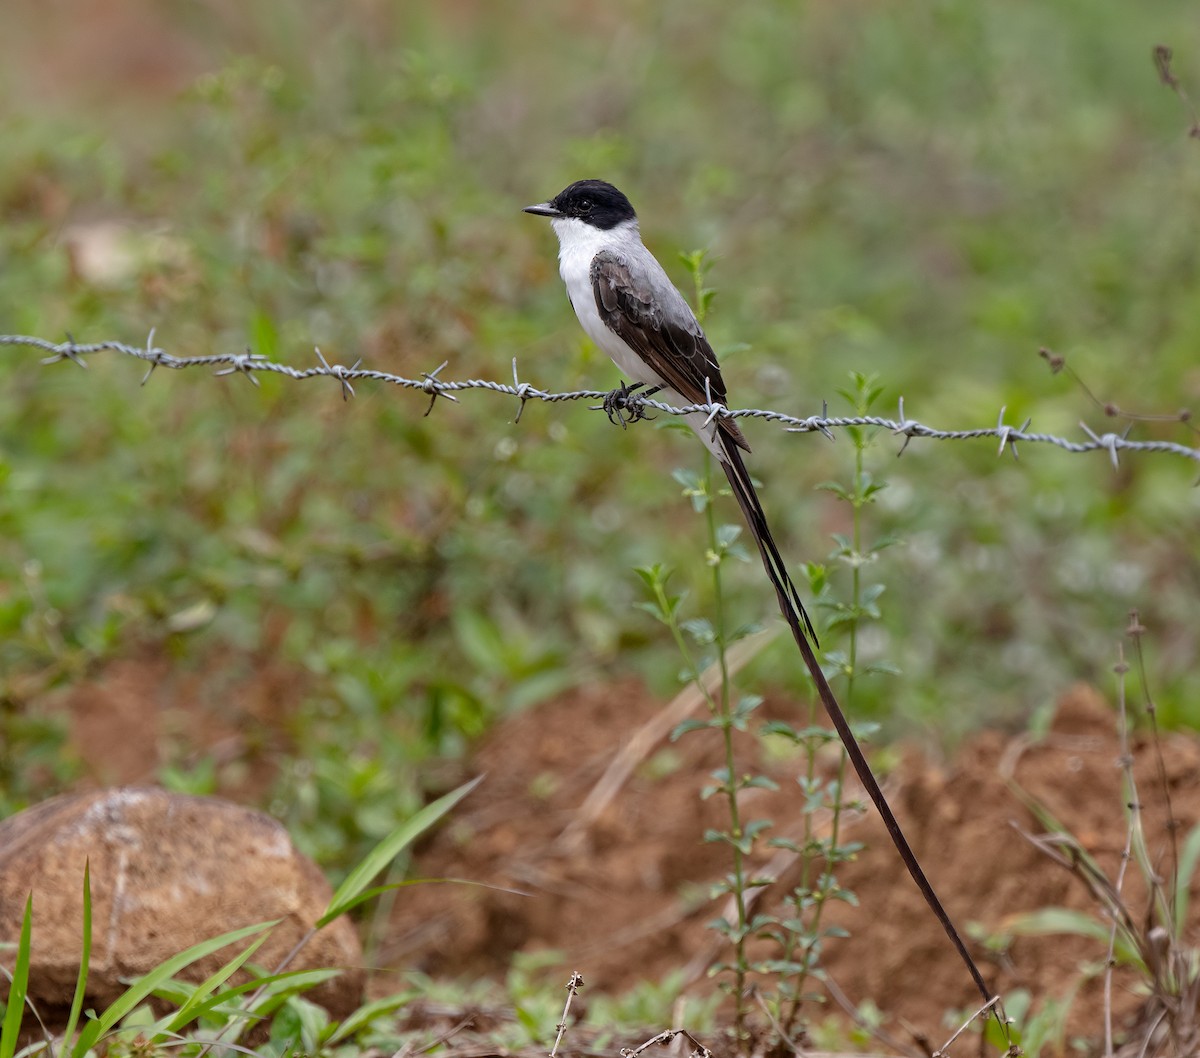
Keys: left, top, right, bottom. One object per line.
{"left": 3, "top": 333, "right": 1196, "bottom": 465}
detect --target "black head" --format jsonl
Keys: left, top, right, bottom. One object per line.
{"left": 523, "top": 179, "right": 637, "bottom": 230}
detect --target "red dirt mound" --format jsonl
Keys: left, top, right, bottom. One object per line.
{"left": 384, "top": 681, "right": 1200, "bottom": 1047}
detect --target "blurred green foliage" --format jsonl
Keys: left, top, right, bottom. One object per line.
{"left": 0, "top": 0, "right": 1197, "bottom": 870}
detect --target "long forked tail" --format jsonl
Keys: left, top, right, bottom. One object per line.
{"left": 718, "top": 443, "right": 994, "bottom": 1007}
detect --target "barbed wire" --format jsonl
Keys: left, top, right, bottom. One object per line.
{"left": 3, "top": 332, "right": 1198, "bottom": 468}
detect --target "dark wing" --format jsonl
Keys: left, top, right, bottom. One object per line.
{"left": 591, "top": 249, "right": 750, "bottom": 453}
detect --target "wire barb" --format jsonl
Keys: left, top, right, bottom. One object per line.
{"left": 1079, "top": 421, "right": 1128, "bottom": 470}
{"left": 700, "top": 375, "right": 726, "bottom": 429}
{"left": 314, "top": 347, "right": 359, "bottom": 401}
{"left": 213, "top": 349, "right": 266, "bottom": 387}
{"left": 511, "top": 357, "right": 533, "bottom": 424}
{"left": 140, "top": 328, "right": 167, "bottom": 386}
{"left": 419, "top": 359, "right": 458, "bottom": 416}
{"left": 3, "top": 333, "right": 1198, "bottom": 466}
{"left": 994, "top": 406, "right": 1032, "bottom": 461}
{"left": 892, "top": 395, "right": 921, "bottom": 456}
{"left": 41, "top": 333, "right": 89, "bottom": 369}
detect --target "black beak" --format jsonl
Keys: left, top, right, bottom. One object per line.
{"left": 522, "top": 201, "right": 562, "bottom": 217}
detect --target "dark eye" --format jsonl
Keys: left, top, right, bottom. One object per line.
{"left": 577, "top": 198, "right": 593, "bottom": 214}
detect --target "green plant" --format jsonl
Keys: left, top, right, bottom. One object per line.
{"left": 0, "top": 777, "right": 479, "bottom": 1057}
{"left": 633, "top": 264, "right": 903, "bottom": 1049}
{"left": 983, "top": 617, "right": 1200, "bottom": 1056}
{"left": 630, "top": 249, "right": 767, "bottom": 1044}
{"left": 756, "top": 371, "right": 898, "bottom": 1038}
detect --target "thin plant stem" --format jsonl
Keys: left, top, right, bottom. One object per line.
{"left": 1105, "top": 641, "right": 1134, "bottom": 1058}
{"left": 705, "top": 456, "right": 750, "bottom": 1041}
{"left": 682, "top": 269, "right": 751, "bottom": 1041}
{"left": 779, "top": 691, "right": 821, "bottom": 1031}
{"left": 785, "top": 403, "right": 872, "bottom": 1026}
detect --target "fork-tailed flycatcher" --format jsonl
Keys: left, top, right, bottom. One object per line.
{"left": 524, "top": 179, "right": 995, "bottom": 1009}
{"left": 523, "top": 179, "right": 818, "bottom": 645}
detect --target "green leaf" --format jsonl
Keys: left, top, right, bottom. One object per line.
{"left": 286, "top": 993, "right": 329, "bottom": 1051}
{"left": 732, "top": 694, "right": 763, "bottom": 720}
{"left": 815, "top": 481, "right": 852, "bottom": 501}
{"left": 744, "top": 876, "right": 778, "bottom": 890}
{"left": 250, "top": 309, "right": 279, "bottom": 359}
{"left": 715, "top": 523, "right": 742, "bottom": 549}
{"left": 327, "top": 991, "right": 414, "bottom": 1044}
{"left": 60, "top": 862, "right": 93, "bottom": 1052}
{"left": 144, "top": 967, "right": 339, "bottom": 1032}
{"left": 319, "top": 774, "right": 482, "bottom": 926}
{"left": 633, "top": 564, "right": 672, "bottom": 591}
{"left": 743, "top": 819, "right": 773, "bottom": 841}
{"left": 71, "top": 919, "right": 279, "bottom": 1057}
{"left": 860, "top": 582, "right": 887, "bottom": 605}
{"left": 672, "top": 717, "right": 717, "bottom": 740}
{"left": 1173, "top": 822, "right": 1200, "bottom": 933}
{"left": 768, "top": 837, "right": 801, "bottom": 853}
{"left": 761, "top": 721, "right": 837, "bottom": 745}
{"left": 0, "top": 894, "right": 32, "bottom": 1058}
{"left": 804, "top": 562, "right": 829, "bottom": 594}
{"left": 1000, "top": 908, "right": 1144, "bottom": 970}
{"left": 850, "top": 721, "right": 880, "bottom": 741}
{"left": 453, "top": 610, "right": 506, "bottom": 675}
{"left": 514, "top": 1003, "right": 540, "bottom": 1036}
{"left": 151, "top": 929, "right": 273, "bottom": 1039}
{"left": 633, "top": 600, "right": 669, "bottom": 623}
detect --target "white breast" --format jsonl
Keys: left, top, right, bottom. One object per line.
{"left": 551, "top": 217, "right": 665, "bottom": 387}
{"left": 548, "top": 215, "right": 725, "bottom": 458}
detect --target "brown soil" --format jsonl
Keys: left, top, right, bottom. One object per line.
{"left": 62, "top": 645, "right": 300, "bottom": 802}
{"left": 57, "top": 651, "right": 1200, "bottom": 1051}
{"left": 381, "top": 680, "right": 1200, "bottom": 1048}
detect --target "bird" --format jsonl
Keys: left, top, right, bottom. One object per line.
{"left": 523, "top": 179, "right": 996, "bottom": 1011}
{"left": 522, "top": 178, "right": 818, "bottom": 649}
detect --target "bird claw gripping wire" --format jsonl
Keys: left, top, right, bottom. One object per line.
{"left": 599, "top": 380, "right": 655, "bottom": 428}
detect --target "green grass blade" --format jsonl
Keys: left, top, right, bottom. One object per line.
{"left": 69, "top": 919, "right": 278, "bottom": 1057}
{"left": 0, "top": 894, "right": 33, "bottom": 1058}
{"left": 1173, "top": 822, "right": 1200, "bottom": 935}
{"left": 325, "top": 874, "right": 526, "bottom": 921}
{"left": 326, "top": 992, "right": 414, "bottom": 1044}
{"left": 318, "top": 774, "right": 482, "bottom": 927}
{"left": 151, "top": 930, "right": 272, "bottom": 1040}
{"left": 1001, "top": 907, "right": 1145, "bottom": 971}
{"left": 142, "top": 967, "right": 341, "bottom": 1040}
{"left": 59, "top": 862, "right": 92, "bottom": 1052}
{"left": 226, "top": 969, "right": 343, "bottom": 1041}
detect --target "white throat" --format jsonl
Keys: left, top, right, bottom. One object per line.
{"left": 543, "top": 213, "right": 725, "bottom": 459}
{"left": 548, "top": 217, "right": 653, "bottom": 384}
{"left": 549, "top": 214, "right": 681, "bottom": 400}
{"left": 549, "top": 215, "right": 640, "bottom": 270}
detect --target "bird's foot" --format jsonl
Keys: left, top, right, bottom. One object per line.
{"left": 601, "top": 381, "right": 659, "bottom": 428}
